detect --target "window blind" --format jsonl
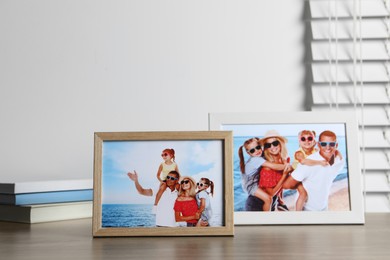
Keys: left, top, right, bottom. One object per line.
{"left": 309, "top": 0, "right": 390, "bottom": 212}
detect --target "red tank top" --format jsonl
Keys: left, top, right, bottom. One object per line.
{"left": 259, "top": 167, "right": 283, "bottom": 188}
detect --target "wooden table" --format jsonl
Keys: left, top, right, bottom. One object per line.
{"left": 1, "top": 213, "right": 389, "bottom": 259}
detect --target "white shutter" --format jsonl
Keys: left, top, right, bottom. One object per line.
{"left": 309, "top": 0, "right": 390, "bottom": 212}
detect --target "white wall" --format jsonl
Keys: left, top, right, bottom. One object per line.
{"left": 0, "top": 0, "right": 305, "bottom": 181}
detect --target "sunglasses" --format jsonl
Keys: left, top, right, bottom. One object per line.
{"left": 166, "top": 176, "right": 178, "bottom": 181}
{"left": 180, "top": 180, "right": 190, "bottom": 185}
{"left": 301, "top": 136, "right": 314, "bottom": 142}
{"left": 197, "top": 183, "right": 208, "bottom": 187}
{"left": 161, "top": 153, "right": 169, "bottom": 157}
{"left": 319, "top": 142, "right": 337, "bottom": 147}
{"left": 248, "top": 145, "right": 262, "bottom": 154}
{"left": 264, "top": 140, "right": 280, "bottom": 149}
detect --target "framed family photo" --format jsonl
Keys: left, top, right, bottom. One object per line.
{"left": 92, "top": 131, "right": 234, "bottom": 237}
{"left": 209, "top": 112, "right": 365, "bottom": 225}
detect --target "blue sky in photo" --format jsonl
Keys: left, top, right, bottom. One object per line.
{"left": 101, "top": 140, "right": 224, "bottom": 212}
{"left": 222, "top": 123, "right": 346, "bottom": 138}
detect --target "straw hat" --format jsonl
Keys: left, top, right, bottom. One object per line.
{"left": 261, "top": 130, "right": 288, "bottom": 144}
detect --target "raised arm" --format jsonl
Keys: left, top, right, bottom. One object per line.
{"left": 262, "top": 161, "right": 290, "bottom": 171}
{"left": 127, "top": 171, "right": 153, "bottom": 196}
{"left": 300, "top": 158, "right": 328, "bottom": 167}
{"left": 335, "top": 150, "right": 343, "bottom": 160}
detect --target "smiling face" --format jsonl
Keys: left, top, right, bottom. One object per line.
{"left": 161, "top": 152, "right": 173, "bottom": 163}
{"left": 161, "top": 149, "right": 175, "bottom": 163}
{"left": 180, "top": 178, "right": 191, "bottom": 191}
{"left": 263, "top": 138, "right": 280, "bottom": 156}
{"left": 197, "top": 180, "right": 209, "bottom": 192}
{"left": 179, "top": 176, "right": 196, "bottom": 197}
{"left": 166, "top": 172, "right": 179, "bottom": 188}
{"left": 299, "top": 133, "right": 316, "bottom": 150}
{"left": 318, "top": 135, "right": 338, "bottom": 161}
{"left": 245, "top": 140, "right": 262, "bottom": 157}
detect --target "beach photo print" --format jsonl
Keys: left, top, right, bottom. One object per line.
{"left": 209, "top": 112, "right": 365, "bottom": 225}
{"left": 92, "top": 131, "right": 234, "bottom": 237}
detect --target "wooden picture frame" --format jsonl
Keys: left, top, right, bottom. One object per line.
{"left": 209, "top": 112, "right": 365, "bottom": 225}
{"left": 93, "top": 131, "right": 234, "bottom": 236}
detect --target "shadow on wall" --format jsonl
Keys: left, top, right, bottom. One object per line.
{"left": 302, "top": 0, "right": 314, "bottom": 111}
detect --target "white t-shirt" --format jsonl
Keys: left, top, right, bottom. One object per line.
{"left": 153, "top": 186, "right": 178, "bottom": 227}
{"left": 291, "top": 151, "right": 345, "bottom": 211}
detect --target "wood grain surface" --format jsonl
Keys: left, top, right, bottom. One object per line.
{"left": 1, "top": 214, "right": 390, "bottom": 259}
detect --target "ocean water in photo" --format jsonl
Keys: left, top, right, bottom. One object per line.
{"left": 233, "top": 136, "right": 348, "bottom": 211}
{"left": 102, "top": 204, "right": 223, "bottom": 227}
{"left": 102, "top": 204, "right": 155, "bottom": 227}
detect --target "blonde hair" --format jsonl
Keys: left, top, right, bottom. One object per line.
{"left": 298, "top": 130, "right": 316, "bottom": 139}
{"left": 297, "top": 130, "right": 317, "bottom": 154}
{"left": 238, "top": 137, "right": 261, "bottom": 174}
{"left": 262, "top": 137, "right": 288, "bottom": 163}
{"left": 178, "top": 176, "right": 196, "bottom": 197}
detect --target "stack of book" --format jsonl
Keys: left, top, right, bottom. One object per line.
{"left": 0, "top": 179, "right": 93, "bottom": 223}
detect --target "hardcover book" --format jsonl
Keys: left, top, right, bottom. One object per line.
{"left": 0, "top": 189, "right": 93, "bottom": 205}
{"left": 0, "top": 179, "right": 93, "bottom": 194}
{"left": 0, "top": 201, "right": 92, "bottom": 223}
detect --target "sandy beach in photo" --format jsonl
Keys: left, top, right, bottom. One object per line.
{"left": 283, "top": 178, "right": 350, "bottom": 211}
{"left": 328, "top": 178, "right": 350, "bottom": 211}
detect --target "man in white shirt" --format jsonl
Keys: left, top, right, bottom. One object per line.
{"left": 127, "top": 170, "right": 180, "bottom": 227}
{"left": 283, "top": 130, "right": 345, "bottom": 211}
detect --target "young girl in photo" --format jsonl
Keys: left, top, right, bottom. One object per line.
{"left": 293, "top": 130, "right": 324, "bottom": 168}
{"left": 154, "top": 148, "right": 180, "bottom": 208}
{"left": 293, "top": 130, "right": 341, "bottom": 168}
{"left": 238, "top": 137, "right": 291, "bottom": 211}
{"left": 195, "top": 178, "right": 214, "bottom": 227}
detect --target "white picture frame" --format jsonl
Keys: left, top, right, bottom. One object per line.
{"left": 209, "top": 112, "right": 365, "bottom": 225}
